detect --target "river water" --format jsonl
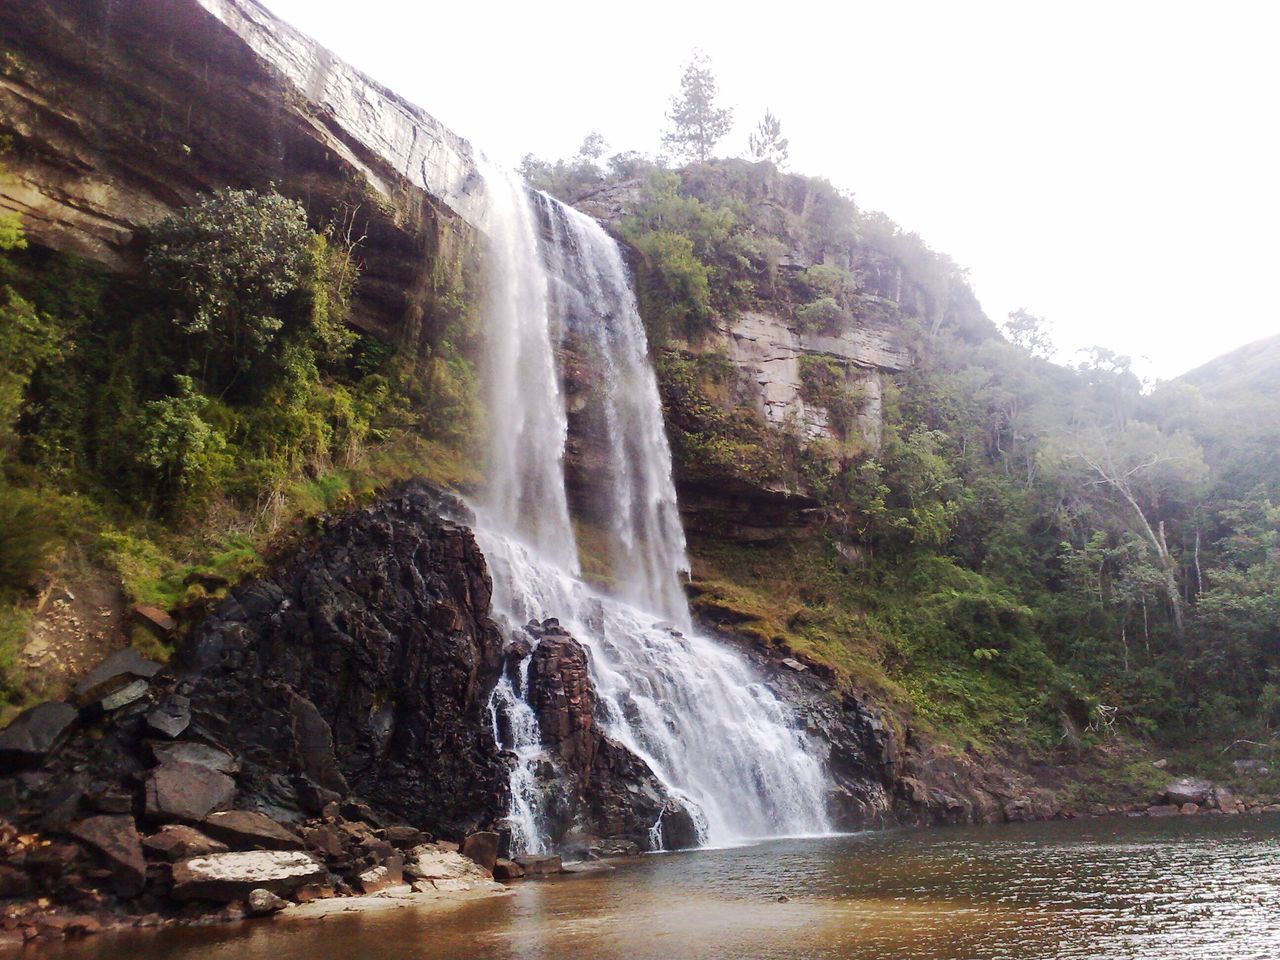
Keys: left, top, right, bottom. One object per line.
{"left": 46, "top": 815, "right": 1280, "bottom": 959}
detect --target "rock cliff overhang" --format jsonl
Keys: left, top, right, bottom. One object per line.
{"left": 0, "top": 0, "right": 488, "bottom": 336}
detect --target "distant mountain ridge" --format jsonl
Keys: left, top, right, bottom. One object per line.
{"left": 1179, "top": 333, "right": 1280, "bottom": 402}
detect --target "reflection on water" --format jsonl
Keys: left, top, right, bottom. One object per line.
{"left": 42, "top": 815, "right": 1280, "bottom": 959}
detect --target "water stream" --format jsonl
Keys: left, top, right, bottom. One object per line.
{"left": 473, "top": 167, "right": 830, "bottom": 851}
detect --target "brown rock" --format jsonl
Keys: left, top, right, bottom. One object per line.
{"left": 513, "top": 854, "right": 563, "bottom": 876}
{"left": 492, "top": 858, "right": 524, "bottom": 881}
{"left": 246, "top": 887, "right": 288, "bottom": 916}
{"left": 460, "top": 831, "right": 499, "bottom": 871}
{"left": 130, "top": 604, "right": 177, "bottom": 636}
{"left": 381, "top": 825, "right": 426, "bottom": 849}
{"left": 1180, "top": 803, "right": 1201, "bottom": 815}
{"left": 66, "top": 815, "right": 146, "bottom": 896}
{"left": 201, "top": 811, "right": 302, "bottom": 851}
{"left": 1146, "top": 804, "right": 1181, "bottom": 817}
{"left": 142, "top": 825, "right": 228, "bottom": 862}
{"left": 302, "top": 824, "right": 345, "bottom": 859}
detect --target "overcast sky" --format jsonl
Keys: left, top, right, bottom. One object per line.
{"left": 262, "top": 0, "right": 1278, "bottom": 381}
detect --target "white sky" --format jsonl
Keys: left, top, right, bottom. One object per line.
{"left": 262, "top": 0, "right": 1279, "bottom": 380}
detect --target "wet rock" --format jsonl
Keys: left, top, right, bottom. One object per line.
{"left": 460, "top": 831, "right": 499, "bottom": 871}
{"left": 525, "top": 630, "right": 680, "bottom": 851}
{"left": 170, "top": 850, "right": 326, "bottom": 901}
{"left": 200, "top": 811, "right": 302, "bottom": 851}
{"left": 146, "top": 695, "right": 191, "bottom": 739}
{"left": 0, "top": 701, "right": 79, "bottom": 767}
{"left": 492, "top": 858, "right": 524, "bottom": 881}
{"left": 246, "top": 887, "right": 288, "bottom": 916}
{"left": 142, "top": 825, "right": 229, "bottom": 861}
{"left": 1165, "top": 777, "right": 1213, "bottom": 806}
{"left": 144, "top": 761, "right": 236, "bottom": 821}
{"left": 66, "top": 815, "right": 146, "bottom": 896}
{"left": 512, "top": 854, "right": 563, "bottom": 877}
{"left": 150, "top": 742, "right": 238, "bottom": 775}
{"left": 71, "top": 649, "right": 162, "bottom": 708}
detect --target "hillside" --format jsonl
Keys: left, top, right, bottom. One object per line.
{"left": 1180, "top": 333, "right": 1280, "bottom": 402}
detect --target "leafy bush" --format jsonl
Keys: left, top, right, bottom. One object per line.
{"left": 795, "top": 295, "right": 847, "bottom": 333}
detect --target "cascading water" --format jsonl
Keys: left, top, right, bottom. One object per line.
{"left": 474, "top": 163, "right": 830, "bottom": 852}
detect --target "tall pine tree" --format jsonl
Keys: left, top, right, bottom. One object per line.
{"left": 662, "top": 52, "right": 733, "bottom": 163}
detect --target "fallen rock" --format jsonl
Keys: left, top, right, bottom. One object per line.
{"left": 144, "top": 761, "right": 236, "bottom": 821}
{"left": 142, "top": 824, "right": 229, "bottom": 861}
{"left": 460, "top": 831, "right": 499, "bottom": 871}
{"left": 302, "top": 824, "right": 345, "bottom": 859}
{"left": 493, "top": 858, "right": 524, "bottom": 881}
{"left": 780, "top": 658, "right": 808, "bottom": 673}
{"left": 246, "top": 887, "right": 288, "bottom": 916}
{"left": 381, "top": 825, "right": 426, "bottom": 849}
{"left": 1152, "top": 758, "right": 1168, "bottom": 769}
{"left": 146, "top": 694, "right": 191, "bottom": 739}
{"left": 71, "top": 649, "right": 162, "bottom": 707}
{"left": 171, "top": 850, "right": 326, "bottom": 901}
{"left": 66, "top": 815, "right": 146, "bottom": 896}
{"left": 1211, "top": 786, "right": 1240, "bottom": 814}
{"left": 513, "top": 854, "right": 563, "bottom": 877}
{"left": 130, "top": 604, "right": 177, "bottom": 637}
{"left": 100, "top": 678, "right": 151, "bottom": 711}
{"left": 1146, "top": 804, "right": 1181, "bottom": 817}
{"left": 1180, "top": 802, "right": 1201, "bottom": 815}
{"left": 150, "top": 742, "right": 238, "bottom": 775}
{"left": 358, "top": 856, "right": 404, "bottom": 894}
{"left": 1165, "top": 777, "right": 1213, "bottom": 806}
{"left": 0, "top": 701, "right": 79, "bottom": 767}
{"left": 403, "top": 844, "right": 493, "bottom": 883}
{"left": 201, "top": 811, "right": 302, "bottom": 851}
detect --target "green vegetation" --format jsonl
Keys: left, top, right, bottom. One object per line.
{"left": 0, "top": 184, "right": 482, "bottom": 711}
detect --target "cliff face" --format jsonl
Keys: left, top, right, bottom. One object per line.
{"left": 0, "top": 0, "right": 484, "bottom": 339}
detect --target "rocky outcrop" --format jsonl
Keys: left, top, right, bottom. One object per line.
{"left": 520, "top": 620, "right": 698, "bottom": 853}
{"left": 0, "top": 0, "right": 483, "bottom": 339}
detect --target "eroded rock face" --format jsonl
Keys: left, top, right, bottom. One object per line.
{"left": 523, "top": 624, "right": 695, "bottom": 852}
{"left": 0, "top": 0, "right": 481, "bottom": 339}
{"left": 170, "top": 483, "right": 509, "bottom": 833}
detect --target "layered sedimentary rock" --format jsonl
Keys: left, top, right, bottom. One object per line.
{"left": 0, "top": 0, "right": 484, "bottom": 337}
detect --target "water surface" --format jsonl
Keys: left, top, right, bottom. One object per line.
{"left": 49, "top": 815, "right": 1280, "bottom": 959}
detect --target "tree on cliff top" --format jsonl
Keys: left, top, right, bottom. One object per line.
{"left": 748, "top": 110, "right": 789, "bottom": 167}
{"left": 662, "top": 52, "right": 734, "bottom": 163}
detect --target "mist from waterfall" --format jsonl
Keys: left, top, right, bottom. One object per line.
{"left": 474, "top": 164, "right": 830, "bottom": 852}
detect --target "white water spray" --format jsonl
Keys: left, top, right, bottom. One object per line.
{"left": 474, "top": 167, "right": 830, "bottom": 851}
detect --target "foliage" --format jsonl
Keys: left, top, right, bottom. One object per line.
{"left": 795, "top": 295, "right": 847, "bottom": 333}
{"left": 146, "top": 188, "right": 313, "bottom": 385}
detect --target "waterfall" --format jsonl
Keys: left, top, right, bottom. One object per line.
{"left": 474, "top": 165, "right": 830, "bottom": 852}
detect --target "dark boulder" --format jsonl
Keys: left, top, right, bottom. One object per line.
{"left": 71, "top": 649, "right": 162, "bottom": 708}
{"left": 1166, "top": 778, "right": 1214, "bottom": 807}
{"left": 0, "top": 701, "right": 78, "bottom": 768}
{"left": 150, "top": 742, "right": 238, "bottom": 775}
{"left": 142, "top": 825, "right": 228, "bottom": 861}
{"left": 65, "top": 815, "right": 146, "bottom": 896}
{"left": 201, "top": 811, "right": 303, "bottom": 851}
{"left": 460, "top": 831, "right": 499, "bottom": 871}
{"left": 146, "top": 694, "right": 191, "bottom": 739}
{"left": 144, "top": 761, "right": 236, "bottom": 821}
